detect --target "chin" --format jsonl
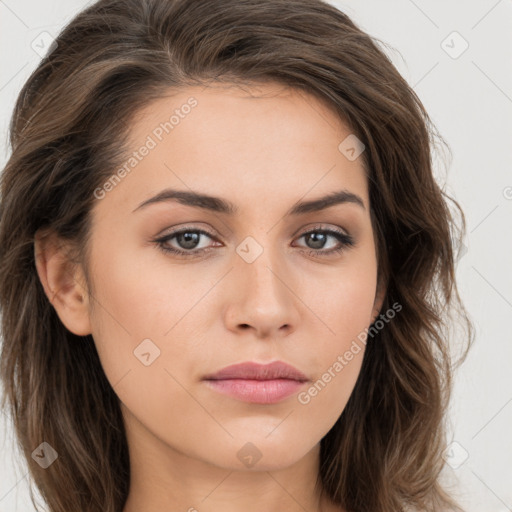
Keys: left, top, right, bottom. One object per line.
{"left": 200, "top": 436, "right": 317, "bottom": 472}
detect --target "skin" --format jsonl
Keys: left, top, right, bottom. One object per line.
{"left": 35, "top": 82, "right": 385, "bottom": 512}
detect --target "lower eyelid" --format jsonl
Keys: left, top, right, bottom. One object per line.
{"left": 155, "top": 225, "right": 354, "bottom": 252}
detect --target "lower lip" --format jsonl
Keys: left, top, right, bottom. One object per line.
{"left": 204, "top": 378, "right": 307, "bottom": 404}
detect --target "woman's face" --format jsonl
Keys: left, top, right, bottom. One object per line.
{"left": 68, "top": 82, "right": 382, "bottom": 471}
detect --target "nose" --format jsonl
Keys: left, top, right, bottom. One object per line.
{"left": 223, "top": 243, "right": 301, "bottom": 339}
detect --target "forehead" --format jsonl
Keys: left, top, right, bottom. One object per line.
{"left": 130, "top": 81, "right": 351, "bottom": 148}
{"left": 93, "top": 81, "right": 369, "bottom": 218}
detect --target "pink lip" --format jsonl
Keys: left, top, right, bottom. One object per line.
{"left": 203, "top": 361, "right": 309, "bottom": 404}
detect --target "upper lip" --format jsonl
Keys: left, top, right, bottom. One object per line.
{"left": 203, "top": 361, "right": 309, "bottom": 382}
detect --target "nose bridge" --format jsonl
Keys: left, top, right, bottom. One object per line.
{"left": 237, "top": 234, "right": 286, "bottom": 303}
{"left": 226, "top": 232, "right": 299, "bottom": 337}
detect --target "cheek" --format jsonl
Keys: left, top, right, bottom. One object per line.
{"left": 298, "top": 254, "right": 377, "bottom": 405}
{"left": 88, "top": 234, "right": 211, "bottom": 343}
{"left": 85, "top": 236, "right": 213, "bottom": 410}
{"left": 308, "top": 253, "right": 378, "bottom": 344}
{"left": 85, "top": 247, "right": 202, "bottom": 444}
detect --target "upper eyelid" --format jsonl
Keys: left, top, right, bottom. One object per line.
{"left": 159, "top": 225, "right": 349, "bottom": 244}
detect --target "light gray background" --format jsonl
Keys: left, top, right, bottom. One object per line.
{"left": 1, "top": 1, "right": 511, "bottom": 511}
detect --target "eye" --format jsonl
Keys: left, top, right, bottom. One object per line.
{"left": 153, "top": 225, "right": 355, "bottom": 259}
{"left": 154, "top": 227, "right": 220, "bottom": 258}
{"left": 293, "top": 226, "right": 355, "bottom": 257}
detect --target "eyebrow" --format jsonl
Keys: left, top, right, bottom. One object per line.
{"left": 132, "top": 188, "right": 366, "bottom": 215}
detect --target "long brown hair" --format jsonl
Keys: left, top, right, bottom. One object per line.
{"left": 0, "top": 0, "right": 473, "bottom": 511}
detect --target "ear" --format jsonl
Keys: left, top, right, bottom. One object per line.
{"left": 370, "top": 272, "right": 387, "bottom": 324}
{"left": 34, "top": 228, "right": 92, "bottom": 336}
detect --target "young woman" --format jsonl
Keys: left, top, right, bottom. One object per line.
{"left": 0, "top": 1, "right": 473, "bottom": 511}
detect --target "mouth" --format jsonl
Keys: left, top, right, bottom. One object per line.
{"left": 202, "top": 361, "right": 309, "bottom": 404}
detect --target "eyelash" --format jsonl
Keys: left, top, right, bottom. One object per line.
{"left": 153, "top": 225, "right": 355, "bottom": 259}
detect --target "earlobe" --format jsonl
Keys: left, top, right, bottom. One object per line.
{"left": 34, "top": 229, "right": 92, "bottom": 336}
